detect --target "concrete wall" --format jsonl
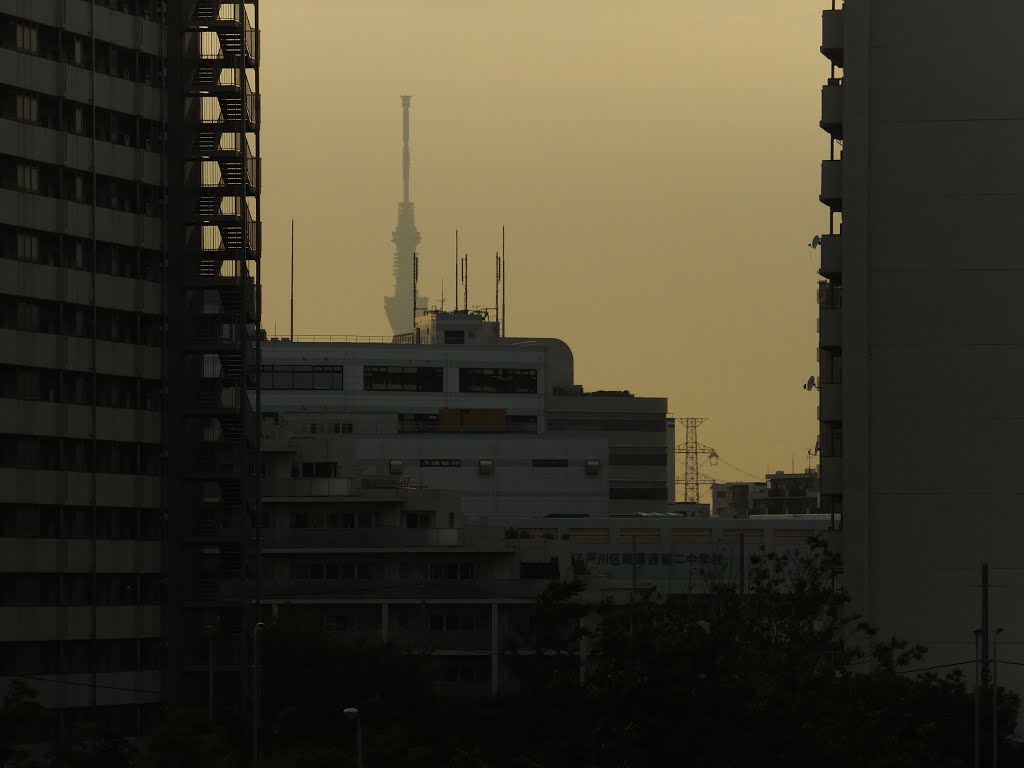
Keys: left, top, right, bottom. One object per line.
{"left": 838, "top": 0, "right": 1024, "bottom": 685}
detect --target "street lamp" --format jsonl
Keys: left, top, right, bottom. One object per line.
{"left": 974, "top": 628, "right": 983, "bottom": 768}
{"left": 343, "top": 707, "right": 362, "bottom": 768}
{"left": 993, "top": 628, "right": 1003, "bottom": 768}
{"left": 201, "top": 625, "right": 216, "bottom": 722}
{"left": 252, "top": 621, "right": 266, "bottom": 763}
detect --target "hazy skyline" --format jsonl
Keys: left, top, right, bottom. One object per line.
{"left": 259, "top": 0, "right": 827, "bottom": 492}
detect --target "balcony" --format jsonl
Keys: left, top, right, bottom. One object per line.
{"left": 820, "top": 457, "right": 843, "bottom": 495}
{"left": 820, "top": 160, "right": 842, "bottom": 211}
{"left": 821, "top": 9, "right": 844, "bottom": 67}
{"left": 820, "top": 81, "right": 843, "bottom": 139}
{"left": 818, "top": 381, "right": 842, "bottom": 423}
{"left": 819, "top": 308, "right": 841, "bottom": 349}
{"left": 818, "top": 234, "right": 841, "bottom": 280}
{"left": 262, "top": 477, "right": 355, "bottom": 498}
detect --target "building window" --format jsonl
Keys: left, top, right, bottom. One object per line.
{"left": 17, "top": 164, "right": 40, "bottom": 193}
{"left": 301, "top": 462, "right": 337, "bottom": 478}
{"left": 444, "top": 330, "right": 465, "bottom": 345}
{"left": 388, "top": 459, "right": 403, "bottom": 475}
{"left": 341, "top": 422, "right": 353, "bottom": 434}
{"left": 419, "top": 459, "right": 461, "bottom": 468}
{"left": 363, "top": 366, "right": 443, "bottom": 392}
{"left": 324, "top": 615, "right": 357, "bottom": 633}
{"left": 16, "top": 24, "right": 39, "bottom": 53}
{"left": 428, "top": 562, "right": 476, "bottom": 581}
{"left": 406, "top": 511, "right": 431, "bottom": 529}
{"left": 259, "top": 365, "right": 343, "bottom": 390}
{"left": 459, "top": 368, "right": 537, "bottom": 394}
{"left": 608, "top": 487, "right": 668, "bottom": 501}
{"left": 532, "top": 459, "right": 568, "bottom": 468}
{"left": 608, "top": 451, "right": 668, "bottom": 466}
{"left": 16, "top": 232, "right": 40, "bottom": 263}
{"left": 584, "top": 459, "right": 601, "bottom": 476}
{"left": 429, "top": 614, "right": 481, "bottom": 632}
{"left": 16, "top": 94, "right": 38, "bottom": 123}
{"left": 478, "top": 459, "right": 494, "bottom": 475}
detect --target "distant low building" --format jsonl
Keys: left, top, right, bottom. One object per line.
{"left": 711, "top": 481, "right": 767, "bottom": 519}
{"left": 751, "top": 470, "right": 818, "bottom": 517}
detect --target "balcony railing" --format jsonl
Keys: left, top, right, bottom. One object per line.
{"left": 821, "top": 8, "right": 844, "bottom": 67}
{"left": 818, "top": 234, "right": 841, "bottom": 280}
{"left": 820, "top": 80, "right": 843, "bottom": 139}
{"left": 820, "top": 159, "right": 842, "bottom": 210}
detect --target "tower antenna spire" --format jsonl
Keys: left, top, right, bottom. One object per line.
{"left": 401, "top": 95, "right": 411, "bottom": 204}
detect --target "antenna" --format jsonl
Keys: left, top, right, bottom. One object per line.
{"left": 495, "top": 250, "right": 500, "bottom": 332}
{"left": 440, "top": 281, "right": 445, "bottom": 312}
{"left": 401, "top": 95, "right": 411, "bottom": 205}
{"left": 454, "top": 230, "right": 459, "bottom": 312}
{"left": 501, "top": 226, "right": 506, "bottom": 337}
{"left": 462, "top": 253, "right": 469, "bottom": 311}
{"left": 290, "top": 218, "right": 295, "bottom": 341}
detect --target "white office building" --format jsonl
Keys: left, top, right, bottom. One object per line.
{"left": 260, "top": 310, "right": 674, "bottom": 519}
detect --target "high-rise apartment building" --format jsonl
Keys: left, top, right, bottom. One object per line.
{"left": 0, "top": 0, "right": 262, "bottom": 737}
{"left": 815, "top": 0, "right": 1024, "bottom": 688}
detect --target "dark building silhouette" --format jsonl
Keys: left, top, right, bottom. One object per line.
{"left": 384, "top": 95, "right": 424, "bottom": 335}
{"left": 0, "top": 0, "right": 262, "bottom": 738}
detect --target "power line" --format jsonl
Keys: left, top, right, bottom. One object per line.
{"left": 10, "top": 674, "right": 161, "bottom": 696}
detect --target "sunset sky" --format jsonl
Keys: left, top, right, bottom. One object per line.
{"left": 258, "top": 0, "right": 829, "bottom": 495}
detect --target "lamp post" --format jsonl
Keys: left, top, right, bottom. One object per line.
{"left": 343, "top": 707, "right": 362, "bottom": 768}
{"left": 993, "top": 628, "right": 1003, "bottom": 768}
{"left": 252, "top": 621, "right": 265, "bottom": 763}
{"left": 974, "top": 628, "right": 983, "bottom": 768}
{"left": 201, "top": 625, "right": 216, "bottom": 722}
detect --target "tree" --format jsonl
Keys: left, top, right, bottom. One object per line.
{"left": 137, "top": 708, "right": 242, "bottom": 768}
{"left": 0, "top": 681, "right": 48, "bottom": 768}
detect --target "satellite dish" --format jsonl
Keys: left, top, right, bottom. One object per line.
{"left": 808, "top": 235, "right": 822, "bottom": 249}
{"left": 803, "top": 376, "right": 816, "bottom": 391}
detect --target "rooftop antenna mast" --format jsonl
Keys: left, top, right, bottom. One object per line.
{"left": 494, "top": 250, "right": 500, "bottom": 329}
{"left": 462, "top": 253, "right": 469, "bottom": 311}
{"left": 501, "top": 226, "right": 506, "bottom": 336}
{"left": 290, "top": 219, "right": 295, "bottom": 341}
{"left": 454, "top": 230, "right": 459, "bottom": 312}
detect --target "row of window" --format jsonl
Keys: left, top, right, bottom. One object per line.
{"left": 548, "top": 417, "right": 667, "bottom": 433}
{"left": 0, "top": 639, "right": 161, "bottom": 675}
{"left": 291, "top": 562, "right": 374, "bottom": 581}
{"left": 0, "top": 504, "right": 161, "bottom": 540}
{"left": 0, "top": 365, "right": 162, "bottom": 410}
{"left": 0, "top": 294, "right": 162, "bottom": 346}
{"left": 2, "top": 226, "right": 164, "bottom": 281}
{"left": 1, "top": 153, "right": 164, "bottom": 215}
{"left": 261, "top": 365, "right": 343, "bottom": 390}
{"left": 0, "top": 83, "right": 165, "bottom": 157}
{"left": 396, "top": 413, "right": 538, "bottom": 434}
{"left": 288, "top": 561, "right": 478, "bottom": 582}
{"left": 0, "top": 435, "right": 161, "bottom": 475}
{"left": 0, "top": 573, "right": 161, "bottom": 606}
{"left": 608, "top": 451, "right": 668, "bottom": 467}
{"left": 3, "top": 16, "right": 164, "bottom": 84}
{"left": 260, "top": 365, "right": 539, "bottom": 394}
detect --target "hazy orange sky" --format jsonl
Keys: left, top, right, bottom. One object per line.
{"left": 258, "top": 0, "right": 828, "bottom": 496}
